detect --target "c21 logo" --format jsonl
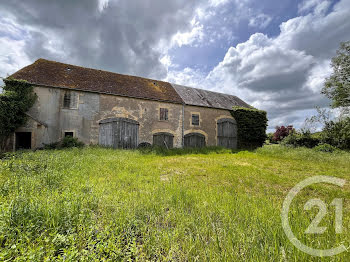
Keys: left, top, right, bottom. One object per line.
{"left": 281, "top": 176, "right": 347, "bottom": 257}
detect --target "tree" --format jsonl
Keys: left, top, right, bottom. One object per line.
{"left": 322, "top": 41, "right": 350, "bottom": 108}
{"left": 0, "top": 78, "right": 37, "bottom": 151}
{"left": 272, "top": 125, "right": 294, "bottom": 142}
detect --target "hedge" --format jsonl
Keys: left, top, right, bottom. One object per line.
{"left": 231, "top": 107, "right": 268, "bottom": 149}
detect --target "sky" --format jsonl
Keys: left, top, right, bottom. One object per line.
{"left": 0, "top": 0, "right": 349, "bottom": 131}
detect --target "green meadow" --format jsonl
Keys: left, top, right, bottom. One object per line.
{"left": 0, "top": 146, "right": 349, "bottom": 261}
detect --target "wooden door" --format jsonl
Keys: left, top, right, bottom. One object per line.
{"left": 99, "top": 122, "right": 114, "bottom": 147}
{"left": 184, "top": 133, "right": 206, "bottom": 148}
{"left": 217, "top": 118, "right": 237, "bottom": 149}
{"left": 99, "top": 118, "right": 139, "bottom": 149}
{"left": 153, "top": 132, "right": 174, "bottom": 148}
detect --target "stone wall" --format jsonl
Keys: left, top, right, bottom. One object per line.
{"left": 18, "top": 86, "right": 183, "bottom": 148}
{"left": 14, "top": 86, "right": 236, "bottom": 149}
{"left": 183, "top": 105, "right": 234, "bottom": 147}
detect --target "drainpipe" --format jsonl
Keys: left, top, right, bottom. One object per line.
{"left": 182, "top": 104, "right": 185, "bottom": 148}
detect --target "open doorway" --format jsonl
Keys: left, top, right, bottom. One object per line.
{"left": 15, "top": 132, "right": 32, "bottom": 150}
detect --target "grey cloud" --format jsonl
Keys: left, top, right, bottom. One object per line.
{"left": 277, "top": 0, "right": 350, "bottom": 59}
{"left": 0, "top": 0, "right": 201, "bottom": 78}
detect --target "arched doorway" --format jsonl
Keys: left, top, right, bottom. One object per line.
{"left": 184, "top": 133, "right": 206, "bottom": 148}
{"left": 153, "top": 132, "right": 174, "bottom": 149}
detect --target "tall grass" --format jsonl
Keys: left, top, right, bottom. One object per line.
{"left": 0, "top": 146, "right": 349, "bottom": 261}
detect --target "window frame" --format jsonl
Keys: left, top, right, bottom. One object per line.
{"left": 191, "top": 114, "right": 200, "bottom": 126}
{"left": 62, "top": 90, "right": 78, "bottom": 109}
{"left": 63, "top": 92, "right": 71, "bottom": 109}
{"left": 64, "top": 132, "right": 74, "bottom": 138}
{"left": 159, "top": 108, "right": 169, "bottom": 121}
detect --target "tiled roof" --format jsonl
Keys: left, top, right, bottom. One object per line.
{"left": 10, "top": 59, "right": 183, "bottom": 104}
{"left": 10, "top": 59, "right": 251, "bottom": 109}
{"left": 171, "top": 84, "right": 251, "bottom": 110}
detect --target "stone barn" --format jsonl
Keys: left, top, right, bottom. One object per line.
{"left": 7, "top": 59, "right": 251, "bottom": 150}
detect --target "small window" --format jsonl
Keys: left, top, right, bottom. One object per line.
{"left": 160, "top": 108, "right": 168, "bottom": 121}
{"left": 63, "top": 91, "right": 77, "bottom": 109}
{"left": 192, "top": 114, "right": 199, "bottom": 126}
{"left": 65, "top": 132, "right": 74, "bottom": 137}
{"left": 63, "top": 92, "right": 71, "bottom": 108}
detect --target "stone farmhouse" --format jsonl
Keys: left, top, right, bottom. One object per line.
{"left": 8, "top": 59, "right": 251, "bottom": 150}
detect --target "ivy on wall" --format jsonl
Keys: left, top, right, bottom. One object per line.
{"left": 231, "top": 107, "right": 268, "bottom": 149}
{"left": 0, "top": 78, "right": 37, "bottom": 150}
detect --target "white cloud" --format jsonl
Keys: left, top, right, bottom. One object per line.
{"left": 170, "top": 0, "right": 350, "bottom": 129}
{"left": 166, "top": 67, "right": 207, "bottom": 88}
{"left": 98, "top": 0, "right": 110, "bottom": 12}
{"left": 209, "top": 0, "right": 231, "bottom": 7}
{"left": 0, "top": 17, "right": 31, "bottom": 80}
{"left": 248, "top": 14, "right": 272, "bottom": 29}
{"left": 171, "top": 20, "right": 204, "bottom": 47}
{"left": 298, "top": 0, "right": 331, "bottom": 14}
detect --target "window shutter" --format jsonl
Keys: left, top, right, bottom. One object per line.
{"left": 63, "top": 91, "right": 78, "bottom": 109}
{"left": 70, "top": 92, "right": 78, "bottom": 108}
{"left": 160, "top": 108, "right": 168, "bottom": 120}
{"left": 63, "top": 92, "right": 71, "bottom": 108}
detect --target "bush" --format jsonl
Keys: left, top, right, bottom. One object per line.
{"left": 322, "top": 117, "right": 350, "bottom": 150}
{"left": 266, "top": 133, "right": 276, "bottom": 144}
{"left": 44, "top": 136, "right": 84, "bottom": 149}
{"left": 137, "top": 142, "right": 152, "bottom": 149}
{"left": 282, "top": 131, "right": 320, "bottom": 148}
{"left": 231, "top": 107, "right": 268, "bottom": 149}
{"left": 61, "top": 136, "right": 84, "bottom": 148}
{"left": 313, "top": 143, "right": 337, "bottom": 153}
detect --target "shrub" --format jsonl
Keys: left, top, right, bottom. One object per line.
{"left": 137, "top": 142, "right": 152, "bottom": 149}
{"left": 313, "top": 143, "right": 337, "bottom": 153}
{"left": 266, "top": 133, "right": 276, "bottom": 144}
{"left": 231, "top": 107, "right": 268, "bottom": 149}
{"left": 44, "top": 136, "right": 84, "bottom": 149}
{"left": 322, "top": 117, "right": 350, "bottom": 150}
{"left": 272, "top": 125, "right": 294, "bottom": 142}
{"left": 61, "top": 136, "right": 84, "bottom": 148}
{"left": 282, "top": 131, "right": 320, "bottom": 148}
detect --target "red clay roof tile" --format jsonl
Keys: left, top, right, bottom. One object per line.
{"left": 10, "top": 59, "right": 183, "bottom": 104}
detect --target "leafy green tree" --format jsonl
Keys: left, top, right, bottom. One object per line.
{"left": 322, "top": 41, "right": 350, "bottom": 108}
{"left": 0, "top": 78, "right": 37, "bottom": 150}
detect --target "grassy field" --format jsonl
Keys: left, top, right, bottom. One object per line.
{"left": 0, "top": 145, "right": 349, "bottom": 261}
